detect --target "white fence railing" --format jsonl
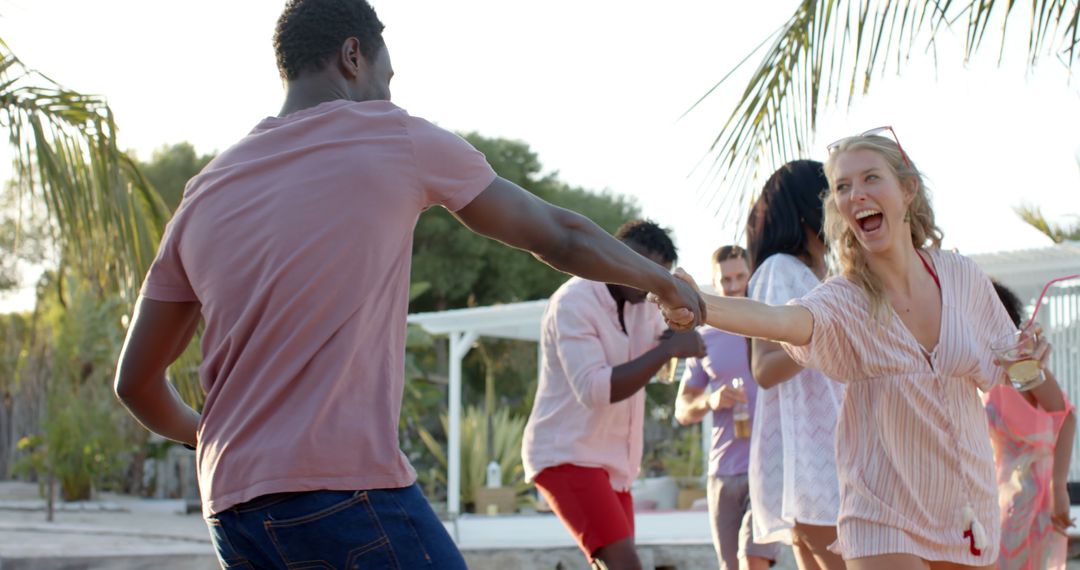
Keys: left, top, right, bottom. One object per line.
{"left": 1033, "top": 283, "right": 1080, "bottom": 481}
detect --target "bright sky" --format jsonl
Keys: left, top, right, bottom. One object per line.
{"left": 1, "top": 0, "right": 1078, "bottom": 312}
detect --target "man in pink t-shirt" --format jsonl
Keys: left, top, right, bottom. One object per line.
{"left": 112, "top": 1, "right": 703, "bottom": 568}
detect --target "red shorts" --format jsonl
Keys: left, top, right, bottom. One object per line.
{"left": 534, "top": 464, "right": 634, "bottom": 559}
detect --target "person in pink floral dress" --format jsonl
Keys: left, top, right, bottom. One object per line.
{"left": 985, "top": 281, "right": 1075, "bottom": 570}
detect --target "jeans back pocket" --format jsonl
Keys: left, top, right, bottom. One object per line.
{"left": 265, "top": 491, "right": 398, "bottom": 569}
{"left": 206, "top": 518, "right": 256, "bottom": 569}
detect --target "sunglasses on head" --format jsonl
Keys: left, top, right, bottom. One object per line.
{"left": 827, "top": 125, "right": 911, "bottom": 167}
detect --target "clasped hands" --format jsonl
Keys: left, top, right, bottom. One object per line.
{"left": 651, "top": 268, "right": 705, "bottom": 331}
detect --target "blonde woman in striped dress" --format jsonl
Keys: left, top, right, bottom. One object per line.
{"left": 662, "top": 130, "right": 1033, "bottom": 569}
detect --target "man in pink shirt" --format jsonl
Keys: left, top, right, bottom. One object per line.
{"left": 111, "top": 1, "right": 703, "bottom": 568}
{"left": 523, "top": 220, "right": 706, "bottom": 570}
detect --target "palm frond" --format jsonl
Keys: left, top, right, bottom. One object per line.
{"left": 1067, "top": 2, "right": 1080, "bottom": 65}
{"left": 1015, "top": 202, "right": 1080, "bottom": 243}
{"left": 699, "top": 0, "right": 1079, "bottom": 217}
{"left": 0, "top": 39, "right": 204, "bottom": 405}
{"left": 0, "top": 39, "right": 170, "bottom": 304}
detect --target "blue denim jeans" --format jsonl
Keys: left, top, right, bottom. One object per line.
{"left": 206, "top": 484, "right": 466, "bottom": 569}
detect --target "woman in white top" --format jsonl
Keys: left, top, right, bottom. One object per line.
{"left": 745, "top": 160, "right": 846, "bottom": 570}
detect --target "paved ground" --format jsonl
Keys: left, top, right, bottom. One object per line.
{"left": 0, "top": 481, "right": 750, "bottom": 569}
{"left": 0, "top": 481, "right": 1077, "bottom": 569}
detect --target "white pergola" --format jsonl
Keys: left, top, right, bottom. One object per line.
{"left": 970, "top": 241, "right": 1080, "bottom": 303}
{"left": 407, "top": 300, "right": 549, "bottom": 517}
{"left": 407, "top": 296, "right": 714, "bottom": 518}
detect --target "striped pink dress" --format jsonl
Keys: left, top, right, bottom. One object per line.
{"left": 784, "top": 249, "right": 1012, "bottom": 564}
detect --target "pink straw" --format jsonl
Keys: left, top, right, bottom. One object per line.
{"left": 1025, "top": 274, "right": 1080, "bottom": 330}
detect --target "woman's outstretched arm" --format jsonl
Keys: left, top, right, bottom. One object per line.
{"left": 1028, "top": 366, "right": 1076, "bottom": 534}
{"left": 661, "top": 268, "right": 814, "bottom": 346}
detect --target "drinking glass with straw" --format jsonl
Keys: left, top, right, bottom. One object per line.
{"left": 990, "top": 274, "right": 1079, "bottom": 391}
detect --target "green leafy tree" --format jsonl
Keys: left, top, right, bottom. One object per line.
{"left": 410, "top": 132, "right": 639, "bottom": 312}
{"left": 0, "top": 183, "right": 50, "bottom": 293}
{"left": 12, "top": 276, "right": 129, "bottom": 502}
{"left": 0, "top": 311, "right": 36, "bottom": 478}
{"left": 137, "top": 142, "right": 215, "bottom": 212}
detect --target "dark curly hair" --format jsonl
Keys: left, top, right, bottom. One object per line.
{"left": 992, "top": 280, "right": 1024, "bottom": 328}
{"left": 614, "top": 219, "right": 678, "bottom": 265}
{"left": 273, "top": 0, "right": 386, "bottom": 81}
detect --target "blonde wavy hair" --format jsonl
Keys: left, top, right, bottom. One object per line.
{"left": 822, "top": 135, "right": 944, "bottom": 321}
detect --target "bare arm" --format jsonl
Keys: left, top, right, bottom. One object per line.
{"left": 698, "top": 289, "right": 814, "bottom": 346}
{"left": 1028, "top": 367, "right": 1077, "bottom": 531}
{"left": 611, "top": 331, "right": 705, "bottom": 404}
{"left": 677, "top": 383, "right": 750, "bottom": 425}
{"left": 675, "top": 384, "right": 711, "bottom": 426}
{"left": 1053, "top": 409, "right": 1076, "bottom": 510}
{"left": 675, "top": 383, "right": 746, "bottom": 426}
{"left": 751, "top": 338, "right": 805, "bottom": 389}
{"left": 453, "top": 177, "right": 703, "bottom": 328}
{"left": 114, "top": 296, "right": 202, "bottom": 447}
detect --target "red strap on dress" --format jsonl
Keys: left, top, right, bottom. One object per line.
{"left": 917, "top": 251, "right": 940, "bottom": 289}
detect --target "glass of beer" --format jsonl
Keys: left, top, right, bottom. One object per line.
{"left": 990, "top": 327, "right": 1045, "bottom": 391}
{"left": 731, "top": 377, "right": 751, "bottom": 439}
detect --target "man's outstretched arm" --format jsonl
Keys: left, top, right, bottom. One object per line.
{"left": 453, "top": 177, "right": 704, "bottom": 328}
{"left": 114, "top": 296, "right": 202, "bottom": 447}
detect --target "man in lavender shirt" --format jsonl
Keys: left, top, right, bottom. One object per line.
{"left": 676, "top": 246, "right": 778, "bottom": 570}
{"left": 111, "top": 1, "right": 704, "bottom": 568}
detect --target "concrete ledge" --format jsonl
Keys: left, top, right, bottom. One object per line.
{"left": 0, "top": 522, "right": 211, "bottom": 544}
{"left": 462, "top": 544, "right": 720, "bottom": 570}
{"left": 0, "top": 554, "right": 219, "bottom": 570}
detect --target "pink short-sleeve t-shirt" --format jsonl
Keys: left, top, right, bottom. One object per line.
{"left": 140, "top": 100, "right": 496, "bottom": 517}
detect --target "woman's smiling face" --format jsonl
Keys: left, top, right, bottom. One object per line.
{"left": 831, "top": 148, "right": 913, "bottom": 255}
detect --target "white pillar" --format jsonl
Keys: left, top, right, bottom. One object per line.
{"left": 447, "top": 330, "right": 478, "bottom": 517}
